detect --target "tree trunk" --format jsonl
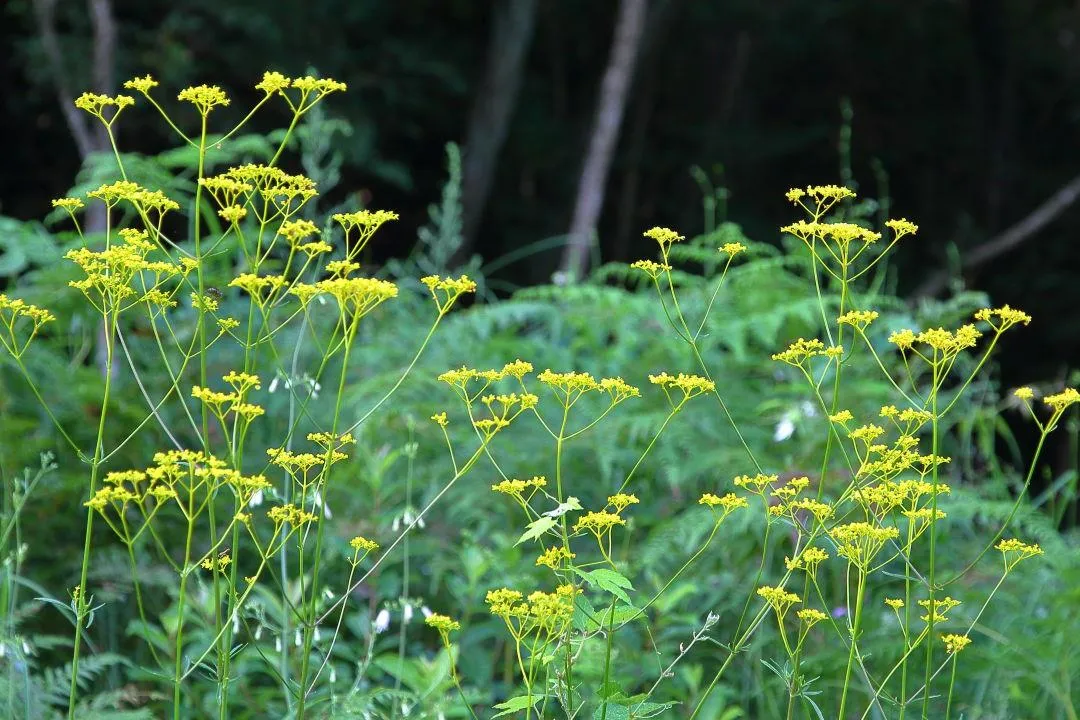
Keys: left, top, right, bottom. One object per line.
{"left": 457, "top": 0, "right": 539, "bottom": 258}
{"left": 559, "top": 0, "right": 648, "bottom": 281}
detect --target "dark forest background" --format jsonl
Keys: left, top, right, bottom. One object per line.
{"left": 2, "top": 0, "right": 1078, "bottom": 387}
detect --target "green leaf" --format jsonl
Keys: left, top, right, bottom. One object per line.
{"left": 515, "top": 515, "right": 557, "bottom": 546}
{"left": 493, "top": 694, "right": 544, "bottom": 717}
{"left": 575, "top": 568, "right": 635, "bottom": 604}
{"left": 593, "top": 704, "right": 630, "bottom": 720}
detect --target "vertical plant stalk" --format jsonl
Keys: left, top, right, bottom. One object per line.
{"left": 68, "top": 309, "right": 116, "bottom": 719}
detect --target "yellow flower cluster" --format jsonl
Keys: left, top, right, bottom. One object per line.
{"left": 771, "top": 338, "right": 843, "bottom": 366}
{"left": 941, "top": 633, "right": 972, "bottom": 654}
{"left": 607, "top": 493, "right": 639, "bottom": 512}
{"left": 0, "top": 294, "right": 55, "bottom": 359}
{"left": 829, "top": 522, "right": 900, "bottom": 570}
{"left": 349, "top": 536, "right": 379, "bottom": 553}
{"left": 643, "top": 226, "right": 684, "bottom": 251}
{"left": 757, "top": 585, "right": 802, "bottom": 616}
{"left": 74, "top": 92, "right": 134, "bottom": 123}
{"left": 648, "top": 372, "right": 714, "bottom": 403}
{"left": 425, "top": 613, "right": 461, "bottom": 645}
{"left": 486, "top": 584, "right": 577, "bottom": 637}
{"left": 630, "top": 259, "right": 672, "bottom": 280}
{"left": 491, "top": 476, "right": 547, "bottom": 501}
{"left": 201, "top": 551, "right": 232, "bottom": 573}
{"left": 785, "top": 547, "right": 829, "bottom": 575}
{"left": 837, "top": 309, "right": 879, "bottom": 330}
{"left": 536, "top": 546, "right": 575, "bottom": 569}
{"left": 66, "top": 228, "right": 189, "bottom": 314}
{"left": 178, "top": 85, "right": 230, "bottom": 114}
{"left": 698, "top": 492, "right": 749, "bottom": 521}
{"left": 573, "top": 511, "right": 625, "bottom": 541}
{"left": 267, "top": 503, "right": 319, "bottom": 527}
{"left": 918, "top": 596, "right": 961, "bottom": 624}
{"left": 974, "top": 305, "right": 1032, "bottom": 332}
{"left": 996, "top": 538, "right": 1043, "bottom": 572}
{"left": 421, "top": 275, "right": 478, "bottom": 313}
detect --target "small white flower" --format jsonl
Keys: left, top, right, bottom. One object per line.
{"left": 421, "top": 605, "right": 433, "bottom": 619}
{"left": 268, "top": 375, "right": 279, "bottom": 393}
{"left": 324, "top": 587, "right": 335, "bottom": 601}
{"left": 294, "top": 628, "right": 302, "bottom": 647}
{"left": 249, "top": 488, "right": 264, "bottom": 507}
{"left": 275, "top": 636, "right": 282, "bottom": 652}
{"left": 254, "top": 624, "right": 263, "bottom": 641}
{"left": 329, "top": 666, "right": 337, "bottom": 684}
{"left": 774, "top": 416, "right": 796, "bottom": 442}
{"left": 374, "top": 608, "right": 391, "bottom": 634}
{"left": 392, "top": 515, "right": 401, "bottom": 532}
{"left": 313, "top": 626, "right": 321, "bottom": 643}
{"left": 313, "top": 489, "right": 332, "bottom": 519}
{"left": 233, "top": 614, "right": 240, "bottom": 633}
{"left": 402, "top": 603, "right": 414, "bottom": 624}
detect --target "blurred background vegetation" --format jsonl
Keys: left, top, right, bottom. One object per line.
{"left": 2, "top": 0, "right": 1080, "bottom": 717}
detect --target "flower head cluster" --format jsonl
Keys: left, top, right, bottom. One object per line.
{"left": 772, "top": 338, "right": 842, "bottom": 367}
{"left": 0, "top": 294, "right": 55, "bottom": 359}
{"left": 757, "top": 585, "right": 801, "bottom": 618}
{"left": 995, "top": 538, "right": 1043, "bottom": 572}
{"left": 178, "top": 85, "right": 230, "bottom": 115}
{"left": 829, "top": 522, "right": 900, "bottom": 570}
{"left": 918, "top": 596, "right": 961, "bottom": 624}
{"left": 421, "top": 275, "right": 477, "bottom": 313}
{"left": 349, "top": 536, "right": 379, "bottom": 554}
{"left": 536, "top": 546, "right": 575, "bottom": 570}
{"left": 486, "top": 585, "right": 577, "bottom": 639}
{"left": 941, "top": 633, "right": 972, "bottom": 654}
{"left": 974, "top": 305, "right": 1032, "bottom": 332}
{"left": 785, "top": 547, "right": 829, "bottom": 576}
{"left": 491, "top": 476, "right": 547, "bottom": 502}
{"left": 699, "top": 492, "right": 749, "bottom": 522}
{"left": 648, "top": 372, "right": 714, "bottom": 405}
{"left": 66, "top": 228, "right": 189, "bottom": 314}
{"left": 425, "top": 613, "right": 461, "bottom": 645}
{"left": 74, "top": 92, "right": 134, "bottom": 123}
{"left": 573, "top": 511, "right": 625, "bottom": 544}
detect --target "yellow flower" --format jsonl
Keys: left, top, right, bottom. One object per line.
{"left": 430, "top": 412, "right": 449, "bottom": 427}
{"left": 123, "top": 75, "right": 159, "bottom": 94}
{"left": 643, "top": 226, "right": 684, "bottom": 250}
{"left": 1013, "top": 386, "right": 1034, "bottom": 400}
{"left": 51, "top": 197, "right": 85, "bottom": 213}
{"left": 757, "top": 585, "right": 801, "bottom": 616}
{"left": 536, "top": 546, "right": 575, "bottom": 569}
{"left": 255, "top": 71, "right": 291, "bottom": 95}
{"left": 699, "top": 492, "right": 750, "bottom": 519}
{"left": 630, "top": 259, "right": 671, "bottom": 280}
{"left": 1044, "top": 388, "right": 1080, "bottom": 413}
{"left": 719, "top": 242, "right": 747, "bottom": 256}
{"left": 996, "top": 538, "right": 1043, "bottom": 571}
{"left": 974, "top": 305, "right": 1032, "bottom": 331}
{"left": 607, "top": 493, "right": 639, "bottom": 513}
{"left": 771, "top": 337, "right": 825, "bottom": 365}
{"left": 178, "top": 85, "right": 230, "bottom": 114}
{"left": 349, "top": 536, "right": 379, "bottom": 553}
{"left": 837, "top": 310, "right": 879, "bottom": 330}
{"left": 648, "top": 372, "right": 715, "bottom": 400}
{"left": 885, "top": 598, "right": 905, "bottom": 611}
{"left": 421, "top": 275, "right": 477, "bottom": 313}
{"left": 573, "top": 511, "right": 625, "bottom": 538}
{"left": 918, "top": 596, "right": 961, "bottom": 624}
{"left": 884, "top": 218, "right": 919, "bottom": 237}
{"left": 941, "top": 633, "right": 972, "bottom": 654}
{"left": 425, "top": 613, "right": 461, "bottom": 637}
{"left": 796, "top": 608, "right": 828, "bottom": 627}
{"left": 784, "top": 547, "right": 829, "bottom": 575}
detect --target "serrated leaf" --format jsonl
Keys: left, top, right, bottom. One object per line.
{"left": 493, "top": 694, "right": 544, "bottom": 717}
{"left": 515, "top": 515, "right": 557, "bottom": 546}
{"left": 575, "top": 568, "right": 634, "bottom": 605}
